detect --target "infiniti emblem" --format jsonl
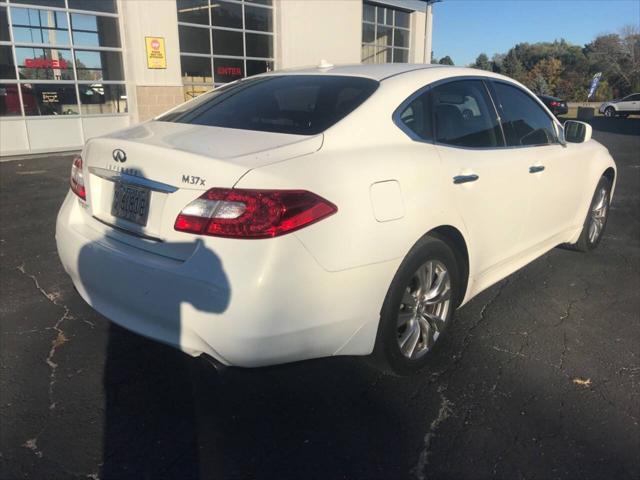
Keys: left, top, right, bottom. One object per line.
{"left": 112, "top": 149, "right": 127, "bottom": 162}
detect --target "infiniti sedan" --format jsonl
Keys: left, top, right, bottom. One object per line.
{"left": 57, "top": 64, "right": 616, "bottom": 374}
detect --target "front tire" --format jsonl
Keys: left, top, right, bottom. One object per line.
{"left": 604, "top": 106, "right": 616, "bottom": 118}
{"left": 372, "top": 236, "right": 460, "bottom": 375}
{"left": 571, "top": 176, "right": 612, "bottom": 252}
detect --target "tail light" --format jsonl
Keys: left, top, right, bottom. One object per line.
{"left": 70, "top": 155, "right": 86, "bottom": 200}
{"left": 175, "top": 188, "right": 337, "bottom": 239}
{"left": 549, "top": 101, "right": 560, "bottom": 107}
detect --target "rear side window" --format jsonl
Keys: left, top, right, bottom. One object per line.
{"left": 491, "top": 82, "right": 557, "bottom": 147}
{"left": 398, "top": 90, "right": 432, "bottom": 141}
{"left": 157, "top": 75, "right": 379, "bottom": 135}
{"left": 432, "top": 80, "right": 502, "bottom": 148}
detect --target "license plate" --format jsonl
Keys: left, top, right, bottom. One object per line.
{"left": 111, "top": 182, "right": 151, "bottom": 226}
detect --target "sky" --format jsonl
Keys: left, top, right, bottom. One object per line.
{"left": 430, "top": 0, "right": 640, "bottom": 66}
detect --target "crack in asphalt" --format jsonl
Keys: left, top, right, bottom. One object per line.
{"left": 411, "top": 386, "right": 454, "bottom": 480}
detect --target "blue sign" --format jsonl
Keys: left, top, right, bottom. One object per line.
{"left": 587, "top": 72, "right": 602, "bottom": 100}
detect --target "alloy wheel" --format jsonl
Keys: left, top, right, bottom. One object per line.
{"left": 396, "top": 260, "right": 451, "bottom": 360}
{"left": 588, "top": 186, "right": 609, "bottom": 244}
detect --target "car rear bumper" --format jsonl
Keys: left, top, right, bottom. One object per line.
{"left": 56, "top": 191, "right": 395, "bottom": 367}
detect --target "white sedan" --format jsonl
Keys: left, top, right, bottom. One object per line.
{"left": 56, "top": 64, "right": 616, "bottom": 374}
{"left": 599, "top": 93, "right": 640, "bottom": 118}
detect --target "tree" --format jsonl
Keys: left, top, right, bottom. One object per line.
{"left": 438, "top": 55, "right": 454, "bottom": 66}
{"left": 473, "top": 53, "right": 491, "bottom": 71}
{"left": 502, "top": 49, "right": 525, "bottom": 82}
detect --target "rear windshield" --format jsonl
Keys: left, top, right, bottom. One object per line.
{"left": 157, "top": 75, "right": 379, "bottom": 135}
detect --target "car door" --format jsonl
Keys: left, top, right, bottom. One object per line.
{"left": 430, "top": 79, "right": 533, "bottom": 277}
{"left": 489, "top": 80, "right": 588, "bottom": 248}
{"left": 629, "top": 94, "right": 640, "bottom": 113}
{"left": 617, "top": 95, "right": 635, "bottom": 112}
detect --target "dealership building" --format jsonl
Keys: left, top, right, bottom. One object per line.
{"left": 0, "top": 0, "right": 434, "bottom": 156}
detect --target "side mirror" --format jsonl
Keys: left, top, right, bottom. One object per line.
{"left": 564, "top": 120, "right": 592, "bottom": 144}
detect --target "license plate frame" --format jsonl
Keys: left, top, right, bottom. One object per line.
{"left": 111, "top": 182, "right": 151, "bottom": 226}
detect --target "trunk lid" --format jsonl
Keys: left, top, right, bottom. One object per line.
{"left": 82, "top": 121, "right": 322, "bottom": 259}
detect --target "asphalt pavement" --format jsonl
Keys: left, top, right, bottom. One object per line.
{"left": 1, "top": 118, "right": 639, "bottom": 480}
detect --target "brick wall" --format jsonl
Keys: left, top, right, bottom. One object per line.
{"left": 135, "top": 86, "right": 185, "bottom": 121}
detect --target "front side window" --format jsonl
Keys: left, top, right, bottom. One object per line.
{"left": 491, "top": 82, "right": 557, "bottom": 147}
{"left": 432, "top": 80, "right": 502, "bottom": 148}
{"left": 158, "top": 75, "right": 379, "bottom": 135}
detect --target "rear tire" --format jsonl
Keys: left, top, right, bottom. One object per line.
{"left": 372, "top": 236, "right": 460, "bottom": 376}
{"left": 570, "top": 176, "right": 612, "bottom": 252}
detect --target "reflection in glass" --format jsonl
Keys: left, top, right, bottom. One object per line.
{"left": 183, "top": 84, "right": 211, "bottom": 101}
{"left": 181, "top": 55, "right": 212, "bottom": 83}
{"left": 213, "top": 57, "right": 243, "bottom": 83}
{"left": 246, "top": 59, "right": 272, "bottom": 77}
{"left": 0, "top": 84, "right": 22, "bottom": 116}
{"left": 212, "top": 29, "right": 243, "bottom": 56}
{"left": 10, "top": 0, "right": 65, "bottom": 8}
{"left": 393, "top": 48, "right": 408, "bottom": 63}
{"left": 67, "top": 0, "right": 117, "bottom": 13}
{"left": 393, "top": 29, "right": 408, "bottom": 48}
{"left": 1, "top": 7, "right": 10, "bottom": 42}
{"left": 178, "top": 25, "right": 210, "bottom": 54}
{"left": 177, "top": 0, "right": 209, "bottom": 25}
{"left": 245, "top": 5, "right": 272, "bottom": 32}
{"left": 74, "top": 50, "right": 124, "bottom": 80}
{"left": 211, "top": 0, "right": 242, "bottom": 29}
{"left": 71, "top": 14, "right": 121, "bottom": 47}
{"left": 11, "top": 8, "right": 70, "bottom": 45}
{"left": 78, "top": 83, "right": 127, "bottom": 114}
{"left": 21, "top": 83, "right": 79, "bottom": 116}
{"left": 1, "top": 45, "right": 16, "bottom": 79}
{"left": 15, "top": 47, "right": 74, "bottom": 80}
{"left": 245, "top": 32, "right": 272, "bottom": 58}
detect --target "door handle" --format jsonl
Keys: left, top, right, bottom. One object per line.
{"left": 529, "top": 165, "right": 545, "bottom": 174}
{"left": 453, "top": 174, "right": 479, "bottom": 184}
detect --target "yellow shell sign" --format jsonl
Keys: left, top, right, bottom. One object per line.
{"left": 145, "top": 36, "right": 166, "bottom": 69}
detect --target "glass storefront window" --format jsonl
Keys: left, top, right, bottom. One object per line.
{"left": 183, "top": 84, "right": 211, "bottom": 102}
{"left": 78, "top": 83, "right": 127, "bottom": 114}
{"left": 178, "top": 0, "right": 274, "bottom": 88}
{"left": 0, "top": 84, "right": 22, "bottom": 116}
{"left": 178, "top": 25, "right": 210, "bottom": 54}
{"left": 361, "top": 1, "right": 411, "bottom": 64}
{"left": 244, "top": 5, "right": 272, "bottom": 32}
{"left": 74, "top": 50, "right": 124, "bottom": 81}
{"left": 21, "top": 83, "right": 79, "bottom": 116}
{"left": 2, "top": 2, "right": 124, "bottom": 116}
{"left": 177, "top": 0, "right": 209, "bottom": 25}
{"left": 211, "top": 1, "right": 242, "bottom": 29}
{"left": 15, "top": 47, "right": 75, "bottom": 80}
{"left": 181, "top": 55, "right": 212, "bottom": 82}
{"left": 9, "top": 0, "right": 66, "bottom": 8}
{"left": 212, "top": 29, "right": 243, "bottom": 56}
{"left": 1, "top": 46, "right": 16, "bottom": 79}
{"left": 71, "top": 14, "right": 121, "bottom": 48}
{"left": 11, "top": 8, "right": 70, "bottom": 46}
{"left": 67, "top": 0, "right": 117, "bottom": 14}
{"left": 1, "top": 7, "right": 11, "bottom": 42}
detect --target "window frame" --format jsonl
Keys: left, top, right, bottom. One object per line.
{"left": 361, "top": 1, "right": 411, "bottom": 65}
{"left": 393, "top": 76, "right": 564, "bottom": 151}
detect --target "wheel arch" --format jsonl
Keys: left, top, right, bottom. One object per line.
{"left": 603, "top": 166, "right": 615, "bottom": 186}
{"left": 425, "top": 225, "right": 470, "bottom": 307}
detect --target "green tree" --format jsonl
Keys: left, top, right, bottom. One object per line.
{"left": 438, "top": 55, "right": 454, "bottom": 66}
{"left": 502, "top": 49, "right": 525, "bottom": 82}
{"left": 473, "top": 53, "right": 491, "bottom": 71}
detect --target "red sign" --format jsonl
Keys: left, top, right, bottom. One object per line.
{"left": 217, "top": 66, "right": 242, "bottom": 77}
{"left": 151, "top": 39, "right": 160, "bottom": 50}
{"left": 25, "top": 58, "right": 68, "bottom": 69}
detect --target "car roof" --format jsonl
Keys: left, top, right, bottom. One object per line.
{"left": 261, "top": 63, "right": 453, "bottom": 81}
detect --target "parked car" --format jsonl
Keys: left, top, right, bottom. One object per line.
{"left": 537, "top": 94, "right": 568, "bottom": 116}
{"left": 56, "top": 65, "right": 616, "bottom": 375}
{"left": 599, "top": 93, "right": 640, "bottom": 118}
